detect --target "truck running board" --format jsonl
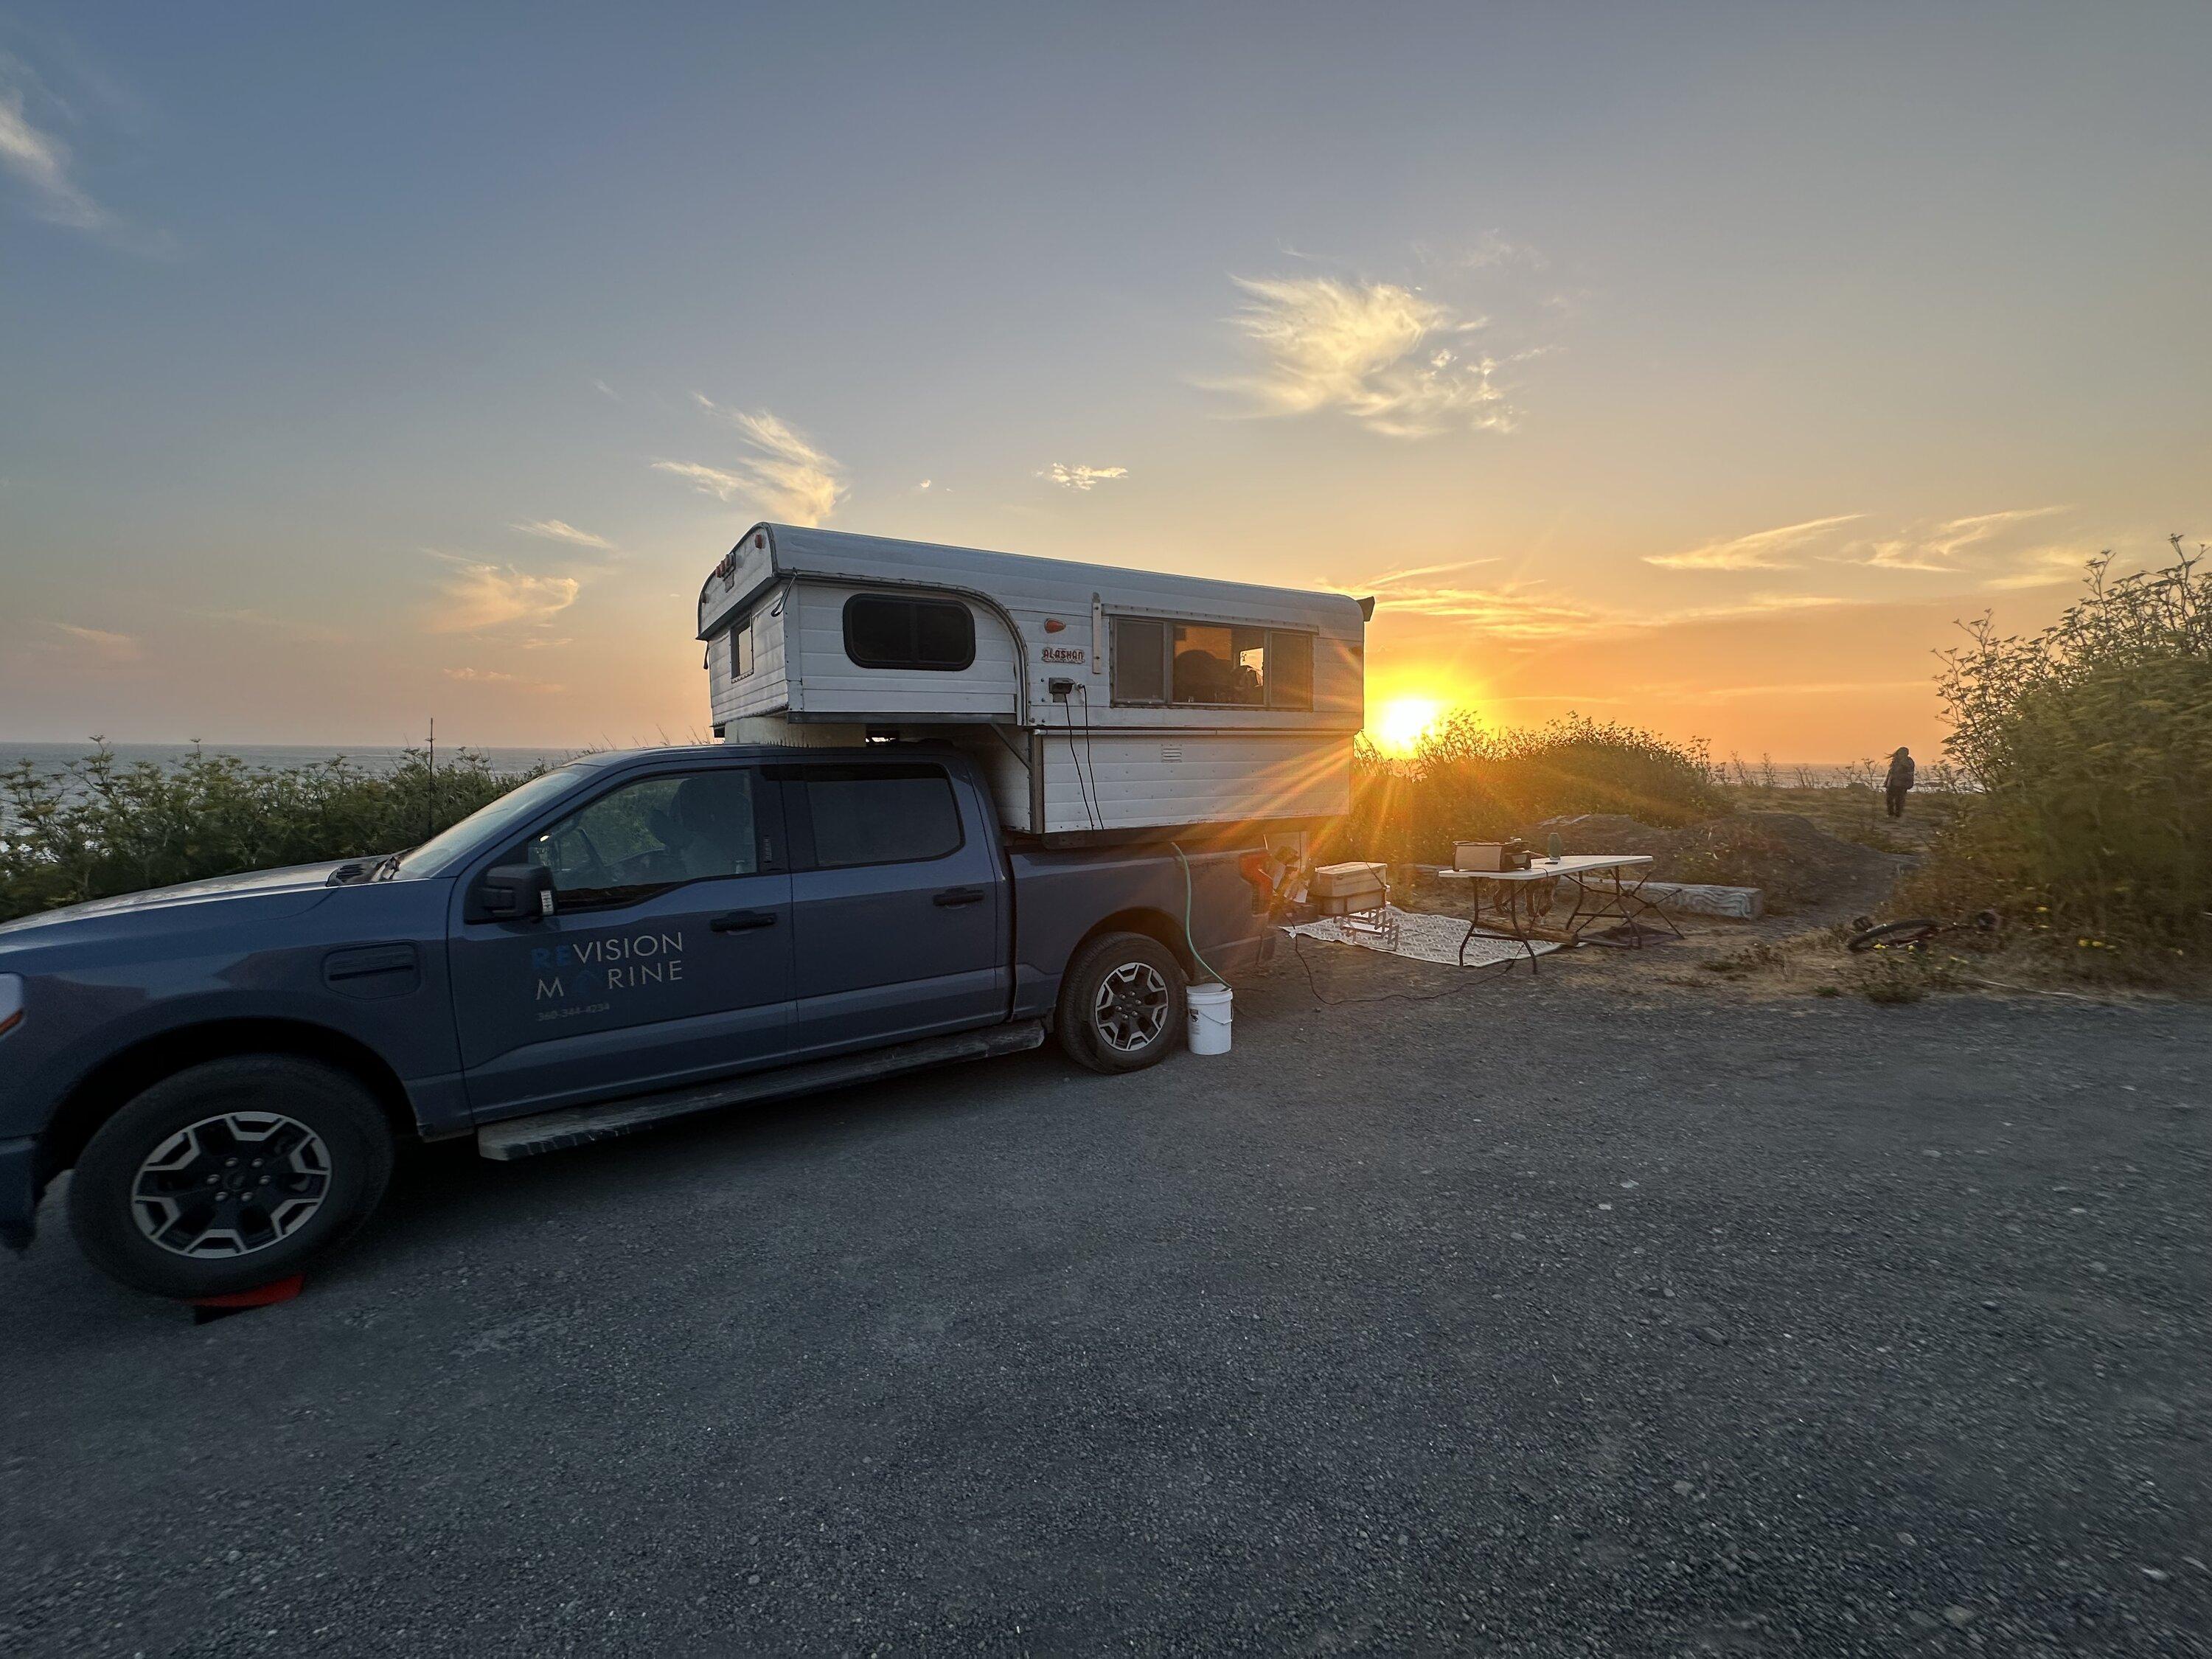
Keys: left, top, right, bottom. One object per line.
{"left": 474, "top": 1020, "right": 1048, "bottom": 1161}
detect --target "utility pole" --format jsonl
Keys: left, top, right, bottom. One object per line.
{"left": 426, "top": 716, "right": 437, "bottom": 842}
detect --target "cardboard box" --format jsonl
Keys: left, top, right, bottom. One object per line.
{"left": 1310, "top": 860, "right": 1388, "bottom": 913}
{"left": 1454, "top": 841, "right": 1528, "bottom": 872}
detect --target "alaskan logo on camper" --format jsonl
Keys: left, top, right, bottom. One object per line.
{"left": 1041, "top": 645, "right": 1088, "bottom": 664}
{"left": 531, "top": 929, "right": 686, "bottom": 1004}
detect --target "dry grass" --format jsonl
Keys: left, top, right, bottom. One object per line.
{"left": 1714, "top": 783, "right": 1970, "bottom": 856}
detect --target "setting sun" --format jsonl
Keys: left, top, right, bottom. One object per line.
{"left": 1371, "top": 695, "right": 1444, "bottom": 757}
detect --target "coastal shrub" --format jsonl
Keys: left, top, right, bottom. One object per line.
{"left": 1902, "top": 543, "right": 2212, "bottom": 975}
{"left": 1335, "top": 712, "right": 1724, "bottom": 866}
{"left": 0, "top": 745, "right": 546, "bottom": 923}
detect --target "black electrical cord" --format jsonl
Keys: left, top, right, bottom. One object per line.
{"left": 1074, "top": 682, "right": 1105, "bottom": 830}
{"left": 1285, "top": 930, "right": 1520, "bottom": 1006}
{"left": 1059, "top": 696, "right": 1100, "bottom": 831}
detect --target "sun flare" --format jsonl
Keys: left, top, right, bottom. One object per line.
{"left": 1371, "top": 695, "right": 1444, "bottom": 757}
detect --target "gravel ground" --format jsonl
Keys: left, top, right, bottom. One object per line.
{"left": 4, "top": 952, "right": 2208, "bottom": 1657}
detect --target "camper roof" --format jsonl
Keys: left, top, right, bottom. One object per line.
{"left": 698, "top": 523, "right": 1366, "bottom": 641}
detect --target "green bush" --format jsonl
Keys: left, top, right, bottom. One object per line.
{"left": 1332, "top": 712, "right": 1724, "bottom": 866}
{"left": 1907, "top": 542, "right": 2211, "bottom": 973}
{"left": 0, "top": 745, "right": 547, "bottom": 923}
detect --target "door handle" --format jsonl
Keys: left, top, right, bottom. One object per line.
{"left": 710, "top": 909, "right": 779, "bottom": 933}
{"left": 933, "top": 887, "right": 986, "bottom": 907}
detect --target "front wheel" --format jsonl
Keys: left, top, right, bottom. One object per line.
{"left": 1057, "top": 931, "right": 1187, "bottom": 1074}
{"left": 68, "top": 1056, "right": 396, "bottom": 1300}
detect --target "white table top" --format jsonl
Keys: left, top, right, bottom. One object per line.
{"left": 1433, "top": 854, "right": 1652, "bottom": 883}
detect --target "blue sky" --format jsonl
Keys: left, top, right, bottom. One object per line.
{"left": 3, "top": 2, "right": 2207, "bottom": 756}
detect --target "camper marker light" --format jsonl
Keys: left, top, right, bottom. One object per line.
{"left": 1043, "top": 618, "right": 1067, "bottom": 633}
{"left": 0, "top": 974, "right": 22, "bottom": 1039}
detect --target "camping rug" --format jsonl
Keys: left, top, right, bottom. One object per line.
{"left": 1284, "top": 905, "right": 1562, "bottom": 970}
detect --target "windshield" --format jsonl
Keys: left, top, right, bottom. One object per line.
{"left": 389, "top": 765, "right": 592, "bottom": 879}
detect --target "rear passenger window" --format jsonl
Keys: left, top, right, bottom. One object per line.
{"left": 843, "top": 594, "right": 975, "bottom": 671}
{"left": 795, "top": 765, "right": 963, "bottom": 868}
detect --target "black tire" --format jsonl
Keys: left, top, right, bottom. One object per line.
{"left": 68, "top": 1056, "right": 396, "bottom": 1300}
{"left": 1056, "top": 931, "right": 1186, "bottom": 1074}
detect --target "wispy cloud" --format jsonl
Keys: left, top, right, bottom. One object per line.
{"left": 1983, "top": 547, "right": 2094, "bottom": 590}
{"left": 191, "top": 607, "right": 343, "bottom": 644}
{"left": 1364, "top": 577, "right": 1848, "bottom": 641}
{"left": 1042, "top": 463, "right": 1128, "bottom": 491}
{"left": 1217, "top": 274, "right": 1512, "bottom": 439}
{"left": 511, "top": 518, "right": 617, "bottom": 552}
{"left": 444, "top": 666, "right": 564, "bottom": 692}
{"left": 1854, "top": 506, "right": 2071, "bottom": 574}
{"left": 426, "top": 558, "right": 582, "bottom": 633}
{"left": 1364, "top": 582, "right": 1602, "bottom": 639}
{"left": 1642, "top": 504, "right": 2091, "bottom": 590}
{"left": 655, "top": 400, "right": 846, "bottom": 526}
{"left": 589, "top": 378, "right": 622, "bottom": 402}
{"left": 0, "top": 76, "right": 107, "bottom": 231}
{"left": 45, "top": 621, "right": 141, "bottom": 661}
{"left": 1361, "top": 557, "right": 1498, "bottom": 587}
{"left": 650, "top": 460, "right": 747, "bottom": 498}
{"left": 0, "top": 53, "right": 170, "bottom": 254}
{"left": 1646, "top": 514, "right": 1865, "bottom": 571}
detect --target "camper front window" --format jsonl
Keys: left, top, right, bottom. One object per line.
{"left": 843, "top": 594, "right": 975, "bottom": 671}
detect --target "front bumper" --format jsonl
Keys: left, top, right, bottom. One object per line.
{"left": 0, "top": 1136, "right": 40, "bottom": 1252}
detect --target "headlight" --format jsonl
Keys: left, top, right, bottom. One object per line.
{"left": 0, "top": 974, "right": 21, "bottom": 1039}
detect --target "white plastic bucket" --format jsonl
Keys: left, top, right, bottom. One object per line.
{"left": 1186, "top": 981, "right": 1234, "bottom": 1055}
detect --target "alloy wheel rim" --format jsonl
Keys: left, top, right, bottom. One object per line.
{"left": 130, "top": 1111, "right": 333, "bottom": 1259}
{"left": 1093, "top": 962, "right": 1170, "bottom": 1052}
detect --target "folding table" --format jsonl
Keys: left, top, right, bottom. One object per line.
{"left": 1432, "top": 854, "right": 1680, "bottom": 973}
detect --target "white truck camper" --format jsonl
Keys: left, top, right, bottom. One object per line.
{"left": 698, "top": 524, "right": 1371, "bottom": 846}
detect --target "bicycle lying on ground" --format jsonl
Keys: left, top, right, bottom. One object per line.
{"left": 1846, "top": 910, "right": 2002, "bottom": 953}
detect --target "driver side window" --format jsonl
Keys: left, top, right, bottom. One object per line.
{"left": 524, "top": 769, "right": 761, "bottom": 909}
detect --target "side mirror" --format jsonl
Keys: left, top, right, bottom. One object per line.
{"left": 479, "top": 863, "right": 554, "bottom": 922}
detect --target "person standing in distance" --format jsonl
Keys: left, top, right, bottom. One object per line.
{"left": 1884, "top": 746, "right": 1916, "bottom": 818}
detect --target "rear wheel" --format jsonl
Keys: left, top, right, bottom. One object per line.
{"left": 68, "top": 1056, "right": 396, "bottom": 1300}
{"left": 1057, "top": 931, "right": 1186, "bottom": 1074}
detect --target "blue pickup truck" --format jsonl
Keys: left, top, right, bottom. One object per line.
{"left": 0, "top": 745, "right": 1273, "bottom": 1299}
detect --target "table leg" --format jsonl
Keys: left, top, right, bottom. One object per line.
{"left": 1512, "top": 884, "right": 1542, "bottom": 974}
{"left": 1618, "top": 869, "right": 1682, "bottom": 943}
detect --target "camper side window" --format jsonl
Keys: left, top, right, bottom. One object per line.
{"left": 731, "top": 621, "right": 755, "bottom": 678}
{"left": 842, "top": 594, "right": 975, "bottom": 671}
{"left": 1172, "top": 624, "right": 1266, "bottom": 707}
{"left": 1111, "top": 617, "right": 1317, "bottom": 709}
{"left": 1267, "top": 630, "right": 1312, "bottom": 709}
{"left": 1110, "top": 618, "right": 1167, "bottom": 703}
